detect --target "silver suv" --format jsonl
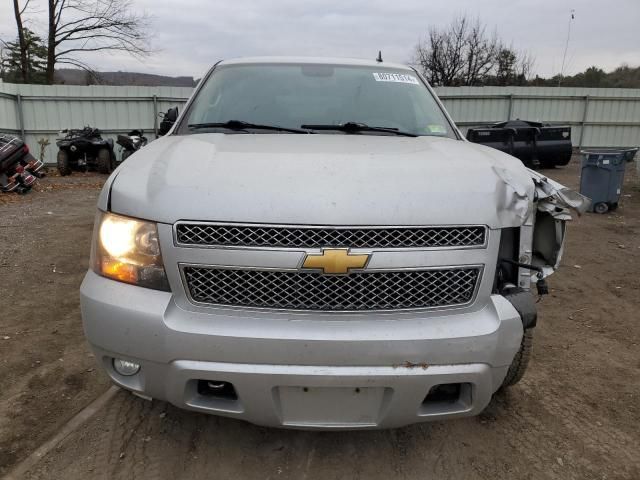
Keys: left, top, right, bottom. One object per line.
{"left": 80, "top": 57, "right": 587, "bottom": 429}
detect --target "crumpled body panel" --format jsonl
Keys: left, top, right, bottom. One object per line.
{"left": 528, "top": 170, "right": 590, "bottom": 277}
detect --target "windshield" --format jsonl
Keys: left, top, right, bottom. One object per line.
{"left": 179, "top": 63, "right": 457, "bottom": 138}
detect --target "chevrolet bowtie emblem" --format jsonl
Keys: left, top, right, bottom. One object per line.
{"left": 302, "top": 248, "right": 370, "bottom": 274}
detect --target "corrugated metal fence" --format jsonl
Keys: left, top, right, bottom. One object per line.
{"left": 0, "top": 83, "right": 192, "bottom": 164}
{"left": 1, "top": 81, "right": 639, "bottom": 164}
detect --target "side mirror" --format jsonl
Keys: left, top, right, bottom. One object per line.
{"left": 158, "top": 107, "right": 179, "bottom": 136}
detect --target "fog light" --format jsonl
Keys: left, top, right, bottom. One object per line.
{"left": 423, "top": 383, "right": 464, "bottom": 404}
{"left": 197, "top": 379, "right": 238, "bottom": 400}
{"left": 113, "top": 358, "right": 140, "bottom": 376}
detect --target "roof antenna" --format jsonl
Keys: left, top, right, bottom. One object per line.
{"left": 376, "top": 51, "right": 383, "bottom": 63}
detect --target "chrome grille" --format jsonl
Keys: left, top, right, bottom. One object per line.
{"left": 175, "top": 223, "right": 486, "bottom": 249}
{"left": 183, "top": 266, "right": 481, "bottom": 311}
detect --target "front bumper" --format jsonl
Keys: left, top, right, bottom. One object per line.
{"left": 80, "top": 271, "right": 523, "bottom": 429}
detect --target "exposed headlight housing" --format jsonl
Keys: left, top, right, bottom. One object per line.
{"left": 91, "top": 211, "right": 170, "bottom": 291}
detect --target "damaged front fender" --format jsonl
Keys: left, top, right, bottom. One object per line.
{"left": 530, "top": 170, "right": 591, "bottom": 219}
{"left": 528, "top": 170, "right": 590, "bottom": 277}
{"left": 492, "top": 166, "right": 534, "bottom": 225}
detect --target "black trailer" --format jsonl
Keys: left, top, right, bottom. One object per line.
{"left": 466, "top": 120, "right": 572, "bottom": 168}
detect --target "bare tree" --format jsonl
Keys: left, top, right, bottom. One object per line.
{"left": 414, "top": 15, "right": 533, "bottom": 86}
{"left": 495, "top": 48, "right": 517, "bottom": 85}
{"left": 462, "top": 20, "right": 499, "bottom": 86}
{"left": 46, "top": 0, "right": 151, "bottom": 84}
{"left": 516, "top": 50, "right": 535, "bottom": 83}
{"left": 11, "top": 0, "right": 31, "bottom": 82}
{"left": 416, "top": 16, "right": 469, "bottom": 86}
{"left": 492, "top": 47, "right": 535, "bottom": 86}
{"left": 0, "top": 42, "right": 6, "bottom": 79}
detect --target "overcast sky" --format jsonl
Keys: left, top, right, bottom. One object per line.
{"left": 1, "top": 0, "right": 638, "bottom": 79}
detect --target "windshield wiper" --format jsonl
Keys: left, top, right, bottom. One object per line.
{"left": 300, "top": 122, "right": 418, "bottom": 137}
{"left": 188, "top": 120, "right": 311, "bottom": 134}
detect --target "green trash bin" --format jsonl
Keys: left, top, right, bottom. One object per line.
{"left": 579, "top": 148, "right": 638, "bottom": 213}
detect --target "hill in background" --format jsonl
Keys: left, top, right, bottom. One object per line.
{"left": 529, "top": 65, "right": 640, "bottom": 88}
{"left": 7, "top": 64, "right": 639, "bottom": 89}
{"left": 54, "top": 69, "right": 197, "bottom": 87}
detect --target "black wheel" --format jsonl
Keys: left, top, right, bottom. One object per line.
{"left": 554, "top": 153, "right": 572, "bottom": 167}
{"left": 57, "top": 149, "right": 72, "bottom": 176}
{"left": 501, "top": 329, "right": 533, "bottom": 388}
{"left": 538, "top": 159, "right": 556, "bottom": 169}
{"left": 97, "top": 148, "right": 112, "bottom": 174}
{"left": 594, "top": 202, "right": 609, "bottom": 214}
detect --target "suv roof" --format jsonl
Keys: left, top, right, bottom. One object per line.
{"left": 217, "top": 56, "right": 414, "bottom": 71}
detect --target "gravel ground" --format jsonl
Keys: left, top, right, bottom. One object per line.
{"left": 1, "top": 159, "right": 639, "bottom": 480}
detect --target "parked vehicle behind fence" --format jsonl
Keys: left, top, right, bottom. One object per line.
{"left": 80, "top": 57, "right": 589, "bottom": 429}
{"left": 116, "top": 129, "right": 148, "bottom": 163}
{"left": 158, "top": 108, "right": 179, "bottom": 136}
{"left": 466, "top": 120, "right": 573, "bottom": 169}
{"left": 56, "top": 127, "right": 116, "bottom": 175}
{"left": 0, "top": 134, "right": 45, "bottom": 194}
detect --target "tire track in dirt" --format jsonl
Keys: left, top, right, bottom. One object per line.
{"left": 481, "top": 372, "right": 639, "bottom": 480}
{"left": 89, "top": 392, "right": 161, "bottom": 480}
{"left": 19, "top": 385, "right": 640, "bottom": 480}
{"left": 524, "top": 373, "right": 638, "bottom": 477}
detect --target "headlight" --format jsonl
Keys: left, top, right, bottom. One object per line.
{"left": 91, "top": 211, "right": 170, "bottom": 291}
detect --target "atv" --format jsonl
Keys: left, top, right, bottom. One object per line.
{"left": 56, "top": 127, "right": 116, "bottom": 175}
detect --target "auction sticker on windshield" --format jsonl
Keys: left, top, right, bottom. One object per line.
{"left": 373, "top": 72, "right": 420, "bottom": 84}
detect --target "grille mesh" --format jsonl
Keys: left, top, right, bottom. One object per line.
{"left": 176, "top": 224, "right": 486, "bottom": 249}
{"left": 183, "top": 266, "right": 480, "bottom": 311}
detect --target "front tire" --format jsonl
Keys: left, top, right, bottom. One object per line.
{"left": 57, "top": 150, "right": 72, "bottom": 176}
{"left": 501, "top": 329, "right": 533, "bottom": 387}
{"left": 97, "top": 148, "right": 112, "bottom": 174}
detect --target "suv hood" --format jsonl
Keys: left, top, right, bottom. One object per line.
{"left": 108, "top": 134, "right": 538, "bottom": 228}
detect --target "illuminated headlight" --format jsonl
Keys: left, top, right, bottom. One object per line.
{"left": 91, "top": 211, "right": 170, "bottom": 291}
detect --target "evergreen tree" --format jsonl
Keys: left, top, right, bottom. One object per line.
{"left": 1, "top": 28, "right": 47, "bottom": 84}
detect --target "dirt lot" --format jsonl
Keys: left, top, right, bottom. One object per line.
{"left": 1, "top": 159, "right": 639, "bottom": 480}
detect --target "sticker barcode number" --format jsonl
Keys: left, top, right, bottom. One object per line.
{"left": 373, "top": 73, "right": 420, "bottom": 84}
